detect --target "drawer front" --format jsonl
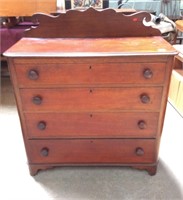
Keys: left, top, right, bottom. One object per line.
{"left": 15, "top": 63, "right": 166, "bottom": 87}
{"left": 20, "top": 87, "right": 162, "bottom": 112}
{"left": 28, "top": 139, "right": 157, "bottom": 164}
{"left": 25, "top": 112, "right": 159, "bottom": 139}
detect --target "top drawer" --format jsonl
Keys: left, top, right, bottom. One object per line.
{"left": 14, "top": 62, "right": 166, "bottom": 87}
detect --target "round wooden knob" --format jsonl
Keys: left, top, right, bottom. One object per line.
{"left": 138, "top": 120, "right": 147, "bottom": 129}
{"left": 140, "top": 94, "right": 150, "bottom": 104}
{"left": 143, "top": 68, "right": 153, "bottom": 79}
{"left": 28, "top": 69, "right": 39, "bottom": 80}
{"left": 37, "top": 121, "right": 46, "bottom": 130}
{"left": 40, "top": 148, "right": 49, "bottom": 157}
{"left": 32, "top": 96, "right": 42, "bottom": 105}
{"left": 135, "top": 147, "right": 144, "bottom": 156}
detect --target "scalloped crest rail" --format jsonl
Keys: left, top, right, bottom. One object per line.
{"left": 25, "top": 7, "right": 161, "bottom": 38}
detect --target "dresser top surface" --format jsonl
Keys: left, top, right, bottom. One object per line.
{"left": 4, "top": 36, "right": 177, "bottom": 58}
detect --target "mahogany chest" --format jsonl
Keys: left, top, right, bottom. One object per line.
{"left": 4, "top": 8, "right": 177, "bottom": 175}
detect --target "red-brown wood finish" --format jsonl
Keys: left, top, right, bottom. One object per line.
{"left": 4, "top": 8, "right": 177, "bottom": 176}
{"left": 24, "top": 8, "right": 161, "bottom": 38}
{"left": 28, "top": 139, "right": 157, "bottom": 164}
{"left": 24, "top": 112, "right": 159, "bottom": 139}
{"left": 20, "top": 87, "right": 163, "bottom": 112}
{"left": 5, "top": 37, "right": 174, "bottom": 57}
{"left": 14, "top": 62, "right": 166, "bottom": 87}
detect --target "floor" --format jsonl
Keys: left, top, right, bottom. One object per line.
{"left": 0, "top": 76, "right": 183, "bottom": 200}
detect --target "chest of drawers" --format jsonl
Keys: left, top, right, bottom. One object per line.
{"left": 4, "top": 9, "right": 177, "bottom": 175}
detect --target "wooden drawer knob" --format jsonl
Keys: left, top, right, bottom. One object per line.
{"left": 28, "top": 69, "right": 39, "bottom": 80}
{"left": 138, "top": 120, "right": 147, "bottom": 129}
{"left": 135, "top": 147, "right": 144, "bottom": 156}
{"left": 40, "top": 148, "right": 49, "bottom": 157}
{"left": 140, "top": 94, "right": 150, "bottom": 104}
{"left": 37, "top": 121, "right": 46, "bottom": 130}
{"left": 32, "top": 96, "right": 42, "bottom": 105}
{"left": 143, "top": 68, "right": 153, "bottom": 79}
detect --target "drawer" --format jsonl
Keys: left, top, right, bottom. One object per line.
{"left": 28, "top": 139, "right": 157, "bottom": 164}
{"left": 20, "top": 87, "right": 162, "bottom": 112}
{"left": 25, "top": 112, "right": 159, "bottom": 139}
{"left": 14, "top": 63, "right": 166, "bottom": 87}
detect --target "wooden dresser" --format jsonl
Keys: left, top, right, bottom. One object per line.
{"left": 4, "top": 8, "right": 177, "bottom": 175}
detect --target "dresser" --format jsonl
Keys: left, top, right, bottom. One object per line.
{"left": 4, "top": 8, "right": 177, "bottom": 175}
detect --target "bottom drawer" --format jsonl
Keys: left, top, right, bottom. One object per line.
{"left": 28, "top": 139, "right": 157, "bottom": 164}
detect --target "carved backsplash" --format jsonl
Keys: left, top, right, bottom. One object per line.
{"left": 25, "top": 8, "right": 161, "bottom": 38}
